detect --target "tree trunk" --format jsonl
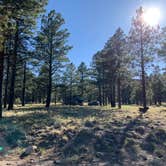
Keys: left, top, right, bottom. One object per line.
{"left": 158, "top": 99, "right": 161, "bottom": 106}
{"left": 102, "top": 85, "right": 105, "bottom": 106}
{"left": 69, "top": 81, "right": 72, "bottom": 106}
{"left": 111, "top": 83, "right": 116, "bottom": 107}
{"left": 46, "top": 32, "right": 54, "bottom": 108}
{"left": 81, "top": 71, "right": 84, "bottom": 98}
{"left": 21, "top": 62, "right": 26, "bottom": 106}
{"left": 117, "top": 77, "right": 121, "bottom": 109}
{"left": 0, "top": 50, "right": 4, "bottom": 118}
{"left": 4, "top": 54, "right": 9, "bottom": 108}
{"left": 98, "top": 69, "right": 102, "bottom": 106}
{"left": 64, "top": 87, "right": 67, "bottom": 105}
{"left": 140, "top": 19, "right": 147, "bottom": 110}
{"left": 46, "top": 35, "right": 53, "bottom": 108}
{"left": 54, "top": 88, "right": 57, "bottom": 106}
{"left": 102, "top": 64, "right": 105, "bottom": 106}
{"left": 98, "top": 82, "right": 102, "bottom": 106}
{"left": 46, "top": 60, "right": 52, "bottom": 108}
{"left": 8, "top": 22, "right": 19, "bottom": 110}
{"left": 32, "top": 93, "right": 35, "bottom": 103}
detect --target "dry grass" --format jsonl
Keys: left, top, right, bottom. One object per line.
{"left": 0, "top": 104, "right": 166, "bottom": 165}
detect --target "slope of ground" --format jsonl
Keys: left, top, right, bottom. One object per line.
{"left": 0, "top": 104, "right": 166, "bottom": 166}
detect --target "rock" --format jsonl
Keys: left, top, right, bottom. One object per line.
{"left": 139, "top": 107, "right": 149, "bottom": 113}
{"left": 96, "top": 152, "right": 105, "bottom": 158}
{"left": 66, "top": 120, "right": 74, "bottom": 125}
{"left": 140, "top": 154, "right": 147, "bottom": 161}
{"left": 135, "top": 126, "right": 145, "bottom": 135}
{"left": 98, "top": 162, "right": 110, "bottom": 166}
{"left": 156, "top": 151, "right": 163, "bottom": 158}
{"left": 154, "top": 123, "right": 160, "bottom": 126}
{"left": 85, "top": 120, "right": 96, "bottom": 127}
{"left": 20, "top": 146, "right": 37, "bottom": 159}
{"left": 54, "top": 160, "right": 61, "bottom": 164}
{"left": 54, "top": 122, "right": 61, "bottom": 129}
{"left": 126, "top": 116, "right": 132, "bottom": 119}
{"left": 39, "top": 156, "right": 43, "bottom": 159}
{"left": 151, "top": 126, "right": 154, "bottom": 129}
{"left": 93, "top": 158, "right": 100, "bottom": 162}
{"left": 30, "top": 159, "right": 35, "bottom": 163}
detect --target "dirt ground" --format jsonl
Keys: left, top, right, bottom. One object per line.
{"left": 0, "top": 105, "right": 166, "bottom": 166}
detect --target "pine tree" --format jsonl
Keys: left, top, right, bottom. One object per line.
{"left": 63, "top": 63, "right": 76, "bottom": 105}
{"left": 159, "top": 27, "right": 166, "bottom": 64}
{"left": 36, "top": 10, "right": 71, "bottom": 108}
{"left": 77, "top": 62, "right": 89, "bottom": 100}
{"left": 129, "top": 7, "right": 159, "bottom": 112}
{"left": 104, "top": 28, "right": 128, "bottom": 108}
{"left": 0, "top": 0, "right": 12, "bottom": 117}
{"left": 7, "top": 0, "right": 48, "bottom": 110}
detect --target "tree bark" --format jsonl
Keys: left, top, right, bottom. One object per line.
{"left": 54, "top": 87, "right": 57, "bottom": 106}
{"left": 0, "top": 50, "right": 4, "bottom": 118}
{"left": 140, "top": 19, "right": 147, "bottom": 110}
{"left": 46, "top": 34, "right": 53, "bottom": 108}
{"left": 111, "top": 83, "right": 116, "bottom": 107}
{"left": 117, "top": 77, "right": 121, "bottom": 109}
{"left": 102, "top": 63, "right": 105, "bottom": 106}
{"left": 98, "top": 69, "right": 102, "bottom": 106}
{"left": 21, "top": 62, "right": 26, "bottom": 106}
{"left": 8, "top": 21, "right": 19, "bottom": 110}
{"left": 4, "top": 54, "right": 10, "bottom": 108}
{"left": 69, "top": 77, "right": 73, "bottom": 106}
{"left": 46, "top": 58, "right": 52, "bottom": 108}
{"left": 98, "top": 82, "right": 102, "bottom": 106}
{"left": 81, "top": 70, "right": 84, "bottom": 98}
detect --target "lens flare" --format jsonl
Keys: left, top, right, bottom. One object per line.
{"left": 143, "top": 7, "right": 161, "bottom": 26}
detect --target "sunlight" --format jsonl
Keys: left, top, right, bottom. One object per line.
{"left": 143, "top": 7, "right": 161, "bottom": 26}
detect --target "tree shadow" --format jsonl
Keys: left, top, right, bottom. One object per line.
{"left": 0, "top": 111, "right": 56, "bottom": 151}
{"left": 0, "top": 106, "right": 105, "bottom": 154}
{"left": 61, "top": 114, "right": 151, "bottom": 165}
{"left": 1, "top": 105, "right": 166, "bottom": 165}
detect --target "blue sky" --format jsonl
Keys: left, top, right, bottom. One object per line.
{"left": 46, "top": 0, "right": 166, "bottom": 67}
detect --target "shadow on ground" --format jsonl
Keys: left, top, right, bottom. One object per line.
{"left": 60, "top": 115, "right": 149, "bottom": 165}
{"left": 1, "top": 105, "right": 166, "bottom": 165}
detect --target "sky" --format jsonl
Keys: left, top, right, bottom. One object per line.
{"left": 46, "top": 0, "right": 166, "bottom": 67}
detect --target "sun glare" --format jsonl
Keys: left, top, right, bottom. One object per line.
{"left": 143, "top": 7, "right": 161, "bottom": 26}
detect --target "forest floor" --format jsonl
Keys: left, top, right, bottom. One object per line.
{"left": 0, "top": 104, "right": 166, "bottom": 166}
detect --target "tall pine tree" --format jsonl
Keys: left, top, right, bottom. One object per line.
{"left": 36, "top": 10, "right": 71, "bottom": 108}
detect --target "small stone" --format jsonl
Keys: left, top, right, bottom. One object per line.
{"left": 39, "top": 156, "right": 43, "bottom": 159}
{"left": 54, "top": 122, "right": 61, "bottom": 129}
{"left": 96, "top": 152, "right": 105, "bottom": 158}
{"left": 126, "top": 116, "right": 132, "bottom": 119}
{"left": 30, "top": 159, "right": 35, "bottom": 163}
{"left": 54, "top": 160, "right": 61, "bottom": 164}
{"left": 98, "top": 162, "right": 110, "bottom": 166}
{"left": 151, "top": 126, "right": 154, "bottom": 129}
{"left": 85, "top": 120, "right": 96, "bottom": 127}
{"left": 140, "top": 155, "right": 147, "bottom": 161}
{"left": 135, "top": 126, "right": 145, "bottom": 135}
{"left": 20, "top": 146, "right": 37, "bottom": 159}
